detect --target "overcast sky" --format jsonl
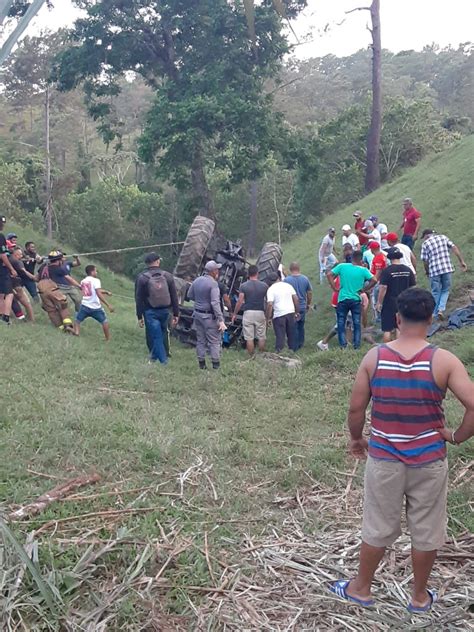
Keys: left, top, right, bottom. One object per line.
{"left": 32, "top": 0, "right": 474, "bottom": 59}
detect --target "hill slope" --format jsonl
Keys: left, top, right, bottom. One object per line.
{"left": 285, "top": 135, "right": 474, "bottom": 291}
{"left": 284, "top": 135, "right": 474, "bottom": 346}
{"left": 0, "top": 140, "right": 473, "bottom": 629}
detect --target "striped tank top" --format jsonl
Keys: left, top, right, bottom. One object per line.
{"left": 369, "top": 344, "right": 447, "bottom": 466}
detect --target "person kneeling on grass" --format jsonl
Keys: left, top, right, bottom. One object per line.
{"left": 74, "top": 265, "right": 114, "bottom": 340}
{"left": 330, "top": 287, "right": 474, "bottom": 612}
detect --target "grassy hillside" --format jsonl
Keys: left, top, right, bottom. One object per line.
{"left": 0, "top": 140, "right": 473, "bottom": 630}
{"left": 284, "top": 135, "right": 474, "bottom": 349}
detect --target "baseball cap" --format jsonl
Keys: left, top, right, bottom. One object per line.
{"left": 353, "top": 211, "right": 361, "bottom": 218}
{"left": 342, "top": 224, "right": 351, "bottom": 231}
{"left": 387, "top": 247, "right": 402, "bottom": 260}
{"left": 386, "top": 232, "right": 398, "bottom": 242}
{"left": 421, "top": 228, "right": 435, "bottom": 239}
{"left": 369, "top": 241, "right": 380, "bottom": 251}
{"left": 6, "top": 232, "right": 17, "bottom": 239}
{"left": 204, "top": 260, "right": 222, "bottom": 272}
{"left": 144, "top": 252, "right": 161, "bottom": 265}
{"left": 328, "top": 226, "right": 335, "bottom": 233}
{"left": 364, "top": 219, "right": 373, "bottom": 228}
{"left": 368, "top": 215, "right": 378, "bottom": 222}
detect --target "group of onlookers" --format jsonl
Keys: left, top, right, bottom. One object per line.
{"left": 2, "top": 195, "right": 468, "bottom": 365}
{"left": 317, "top": 198, "right": 468, "bottom": 350}
{"left": 0, "top": 215, "right": 113, "bottom": 339}
{"left": 134, "top": 253, "right": 314, "bottom": 369}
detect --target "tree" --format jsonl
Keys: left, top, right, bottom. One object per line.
{"left": 365, "top": 0, "right": 382, "bottom": 192}
{"left": 54, "top": 0, "right": 306, "bottom": 220}
{"left": 346, "top": 0, "right": 382, "bottom": 193}
{"left": 2, "top": 31, "right": 65, "bottom": 237}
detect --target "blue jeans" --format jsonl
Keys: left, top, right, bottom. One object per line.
{"left": 23, "top": 279, "right": 39, "bottom": 300}
{"left": 401, "top": 234, "right": 414, "bottom": 250}
{"left": 336, "top": 299, "right": 362, "bottom": 349}
{"left": 144, "top": 308, "right": 170, "bottom": 364}
{"left": 295, "top": 310, "right": 306, "bottom": 349}
{"left": 430, "top": 273, "right": 452, "bottom": 316}
{"left": 319, "top": 253, "right": 337, "bottom": 284}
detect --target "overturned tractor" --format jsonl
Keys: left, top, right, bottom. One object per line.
{"left": 172, "top": 216, "right": 282, "bottom": 347}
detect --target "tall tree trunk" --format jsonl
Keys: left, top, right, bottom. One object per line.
{"left": 191, "top": 145, "right": 214, "bottom": 219}
{"left": 365, "top": 0, "right": 382, "bottom": 193}
{"left": 248, "top": 180, "right": 258, "bottom": 257}
{"left": 44, "top": 84, "right": 53, "bottom": 239}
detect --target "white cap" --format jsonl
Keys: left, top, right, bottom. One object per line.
{"left": 342, "top": 224, "right": 351, "bottom": 231}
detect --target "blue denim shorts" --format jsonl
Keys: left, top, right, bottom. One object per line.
{"left": 76, "top": 305, "right": 108, "bottom": 324}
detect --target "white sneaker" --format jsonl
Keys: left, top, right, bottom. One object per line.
{"left": 317, "top": 340, "right": 329, "bottom": 351}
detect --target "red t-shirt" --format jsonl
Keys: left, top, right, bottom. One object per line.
{"left": 355, "top": 219, "right": 368, "bottom": 245}
{"left": 331, "top": 277, "right": 341, "bottom": 308}
{"left": 371, "top": 252, "right": 387, "bottom": 276}
{"left": 402, "top": 207, "right": 421, "bottom": 236}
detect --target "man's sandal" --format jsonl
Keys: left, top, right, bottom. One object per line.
{"left": 329, "top": 580, "right": 375, "bottom": 607}
{"left": 407, "top": 589, "right": 438, "bottom": 613}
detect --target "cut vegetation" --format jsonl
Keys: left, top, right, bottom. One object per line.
{"left": 0, "top": 139, "right": 473, "bottom": 630}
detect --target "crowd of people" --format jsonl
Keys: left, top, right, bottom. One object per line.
{"left": 0, "top": 196, "right": 468, "bottom": 369}
{"left": 0, "top": 215, "right": 113, "bottom": 338}
{"left": 317, "top": 197, "right": 467, "bottom": 351}
{"left": 1, "top": 210, "right": 473, "bottom": 617}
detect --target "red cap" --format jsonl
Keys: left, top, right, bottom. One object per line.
{"left": 386, "top": 232, "right": 398, "bottom": 242}
{"left": 369, "top": 241, "right": 380, "bottom": 250}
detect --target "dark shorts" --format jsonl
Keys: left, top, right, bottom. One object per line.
{"left": 0, "top": 271, "right": 13, "bottom": 295}
{"left": 76, "top": 305, "right": 108, "bottom": 324}
{"left": 381, "top": 306, "right": 397, "bottom": 332}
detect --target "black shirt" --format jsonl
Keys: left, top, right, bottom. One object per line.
{"left": 239, "top": 279, "right": 268, "bottom": 311}
{"left": 9, "top": 257, "right": 27, "bottom": 287}
{"left": 380, "top": 264, "right": 416, "bottom": 308}
{"left": 48, "top": 263, "right": 72, "bottom": 286}
{"left": 0, "top": 233, "right": 8, "bottom": 274}
{"left": 24, "top": 253, "right": 42, "bottom": 275}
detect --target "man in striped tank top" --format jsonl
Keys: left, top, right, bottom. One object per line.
{"left": 330, "top": 287, "right": 474, "bottom": 612}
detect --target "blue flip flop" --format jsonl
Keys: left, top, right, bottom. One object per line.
{"left": 407, "top": 588, "right": 437, "bottom": 613}
{"left": 329, "top": 580, "right": 375, "bottom": 607}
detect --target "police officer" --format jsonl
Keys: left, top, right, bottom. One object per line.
{"left": 188, "top": 260, "right": 227, "bottom": 369}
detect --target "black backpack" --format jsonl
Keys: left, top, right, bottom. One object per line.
{"left": 144, "top": 270, "right": 171, "bottom": 308}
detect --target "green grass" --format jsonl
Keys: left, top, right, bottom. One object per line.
{"left": 1, "top": 138, "right": 473, "bottom": 628}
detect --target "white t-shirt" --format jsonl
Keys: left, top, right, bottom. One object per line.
{"left": 319, "top": 234, "right": 334, "bottom": 261}
{"left": 395, "top": 242, "right": 416, "bottom": 274}
{"left": 342, "top": 233, "right": 359, "bottom": 249}
{"left": 267, "top": 282, "right": 296, "bottom": 318}
{"left": 366, "top": 228, "right": 381, "bottom": 244}
{"left": 81, "top": 276, "right": 102, "bottom": 309}
{"left": 377, "top": 223, "right": 388, "bottom": 249}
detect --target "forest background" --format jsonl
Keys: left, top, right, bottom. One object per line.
{"left": 0, "top": 1, "right": 472, "bottom": 276}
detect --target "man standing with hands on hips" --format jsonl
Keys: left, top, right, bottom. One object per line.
{"left": 188, "top": 260, "right": 227, "bottom": 370}
{"left": 400, "top": 198, "right": 421, "bottom": 250}
{"left": 330, "top": 287, "right": 474, "bottom": 612}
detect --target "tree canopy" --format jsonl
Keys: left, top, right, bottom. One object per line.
{"left": 53, "top": 0, "right": 307, "bottom": 218}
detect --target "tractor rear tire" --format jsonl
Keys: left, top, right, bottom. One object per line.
{"left": 174, "top": 216, "right": 215, "bottom": 282}
{"left": 256, "top": 242, "right": 283, "bottom": 285}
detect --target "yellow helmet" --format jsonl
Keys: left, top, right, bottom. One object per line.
{"left": 48, "top": 250, "right": 63, "bottom": 262}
